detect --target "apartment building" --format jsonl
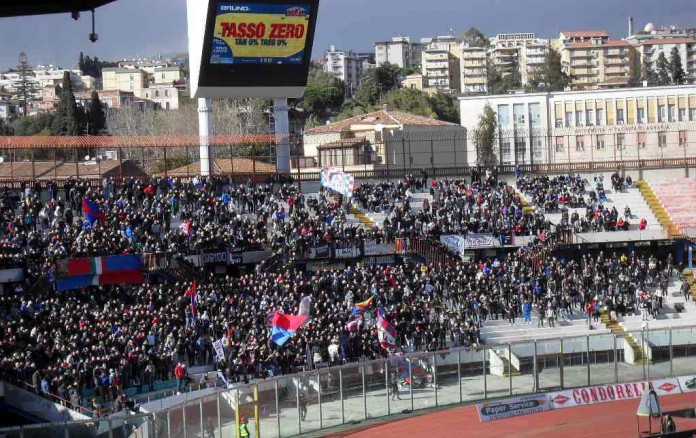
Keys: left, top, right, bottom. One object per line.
{"left": 151, "top": 66, "right": 184, "bottom": 85}
{"left": 374, "top": 37, "right": 422, "bottom": 68}
{"left": 561, "top": 39, "right": 634, "bottom": 90}
{"left": 459, "top": 85, "right": 696, "bottom": 166}
{"left": 637, "top": 38, "right": 696, "bottom": 84}
{"left": 324, "top": 46, "right": 364, "bottom": 97}
{"left": 559, "top": 30, "right": 610, "bottom": 45}
{"left": 460, "top": 46, "right": 488, "bottom": 94}
{"left": 488, "top": 33, "right": 550, "bottom": 86}
{"left": 519, "top": 38, "right": 549, "bottom": 85}
{"left": 421, "top": 36, "right": 461, "bottom": 93}
{"left": 102, "top": 68, "right": 148, "bottom": 94}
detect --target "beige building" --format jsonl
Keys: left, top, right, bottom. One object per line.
{"left": 460, "top": 46, "right": 488, "bottom": 94}
{"left": 561, "top": 39, "right": 635, "bottom": 90}
{"left": 102, "top": 68, "right": 147, "bottom": 94}
{"left": 459, "top": 85, "right": 696, "bottom": 166}
{"left": 421, "top": 36, "right": 461, "bottom": 93}
{"left": 302, "top": 109, "right": 467, "bottom": 170}
{"left": 141, "top": 84, "right": 180, "bottom": 110}
{"left": 151, "top": 66, "right": 184, "bottom": 85}
{"left": 401, "top": 73, "right": 425, "bottom": 91}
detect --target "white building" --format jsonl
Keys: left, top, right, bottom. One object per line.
{"left": 459, "top": 85, "right": 696, "bottom": 166}
{"left": 489, "top": 33, "right": 549, "bottom": 85}
{"left": 460, "top": 45, "right": 488, "bottom": 94}
{"left": 374, "top": 36, "right": 422, "bottom": 68}
{"left": 637, "top": 38, "right": 696, "bottom": 84}
{"left": 324, "top": 46, "right": 364, "bottom": 97}
{"left": 140, "top": 84, "right": 180, "bottom": 110}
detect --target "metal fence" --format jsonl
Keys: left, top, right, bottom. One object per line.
{"left": 0, "top": 129, "right": 695, "bottom": 187}
{"left": 2, "top": 326, "right": 695, "bottom": 438}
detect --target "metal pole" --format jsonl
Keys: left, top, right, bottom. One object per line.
{"left": 217, "top": 393, "right": 222, "bottom": 438}
{"left": 199, "top": 399, "right": 204, "bottom": 438}
{"left": 560, "top": 338, "right": 565, "bottom": 389}
{"left": 586, "top": 335, "right": 591, "bottom": 386}
{"left": 339, "top": 368, "right": 345, "bottom": 424}
{"left": 642, "top": 329, "right": 646, "bottom": 380}
{"left": 254, "top": 385, "right": 260, "bottom": 438}
{"left": 166, "top": 410, "right": 170, "bottom": 438}
{"left": 457, "top": 349, "right": 462, "bottom": 403}
{"left": 433, "top": 352, "right": 438, "bottom": 407}
{"left": 614, "top": 335, "right": 619, "bottom": 383}
{"left": 197, "top": 98, "right": 213, "bottom": 176}
{"left": 318, "top": 373, "right": 323, "bottom": 430}
{"left": 296, "top": 378, "right": 301, "bottom": 435}
{"left": 274, "top": 98, "right": 291, "bottom": 173}
{"left": 183, "top": 403, "right": 188, "bottom": 438}
{"left": 646, "top": 328, "right": 650, "bottom": 382}
{"left": 385, "top": 361, "right": 391, "bottom": 415}
{"left": 508, "top": 344, "right": 513, "bottom": 396}
{"left": 483, "top": 348, "right": 488, "bottom": 399}
{"left": 408, "top": 359, "right": 414, "bottom": 411}
{"left": 274, "top": 381, "right": 280, "bottom": 438}
{"left": 533, "top": 341, "right": 538, "bottom": 393}
{"left": 362, "top": 365, "right": 367, "bottom": 420}
{"left": 669, "top": 328, "right": 674, "bottom": 377}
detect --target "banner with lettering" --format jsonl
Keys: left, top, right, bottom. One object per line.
{"left": 320, "top": 168, "right": 354, "bottom": 198}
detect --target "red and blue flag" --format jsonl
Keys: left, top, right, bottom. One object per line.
{"left": 271, "top": 313, "right": 308, "bottom": 346}
{"left": 82, "top": 198, "right": 105, "bottom": 226}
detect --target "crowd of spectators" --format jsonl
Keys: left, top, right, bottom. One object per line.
{"left": 0, "top": 172, "right": 684, "bottom": 418}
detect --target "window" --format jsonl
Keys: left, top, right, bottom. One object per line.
{"left": 565, "top": 112, "right": 573, "bottom": 126}
{"left": 691, "top": 108, "right": 696, "bottom": 121}
{"left": 529, "top": 103, "right": 541, "bottom": 127}
{"left": 596, "top": 135, "right": 605, "bottom": 150}
{"left": 638, "top": 133, "right": 646, "bottom": 148}
{"left": 555, "top": 137, "right": 565, "bottom": 153}
{"left": 498, "top": 105, "right": 510, "bottom": 128}
{"left": 513, "top": 103, "right": 525, "bottom": 128}
{"left": 679, "top": 108, "right": 686, "bottom": 122}
{"left": 576, "top": 111, "right": 584, "bottom": 126}
{"left": 586, "top": 109, "right": 594, "bottom": 126}
{"left": 155, "top": 90, "right": 160, "bottom": 97}
{"left": 658, "top": 131, "right": 667, "bottom": 148}
{"left": 130, "top": 74, "right": 134, "bottom": 81}
{"left": 165, "top": 89, "right": 170, "bottom": 97}
{"left": 616, "top": 134, "right": 625, "bottom": 150}
{"left": 576, "top": 138, "right": 585, "bottom": 151}
{"left": 501, "top": 140, "right": 511, "bottom": 155}
{"left": 515, "top": 140, "right": 526, "bottom": 161}
{"left": 555, "top": 119, "right": 563, "bottom": 128}
{"left": 533, "top": 138, "right": 543, "bottom": 159}
{"left": 658, "top": 105, "right": 666, "bottom": 122}
{"left": 616, "top": 108, "right": 624, "bottom": 124}
{"left": 669, "top": 105, "right": 676, "bottom": 122}
{"left": 679, "top": 131, "right": 687, "bottom": 146}
{"left": 637, "top": 108, "right": 646, "bottom": 124}
{"left": 597, "top": 108, "right": 605, "bottom": 126}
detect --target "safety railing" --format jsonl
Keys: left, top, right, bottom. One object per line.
{"left": 3, "top": 325, "right": 695, "bottom": 437}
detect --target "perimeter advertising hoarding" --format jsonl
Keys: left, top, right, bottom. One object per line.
{"left": 188, "top": 0, "right": 320, "bottom": 98}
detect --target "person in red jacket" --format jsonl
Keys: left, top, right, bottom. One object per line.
{"left": 174, "top": 362, "right": 187, "bottom": 393}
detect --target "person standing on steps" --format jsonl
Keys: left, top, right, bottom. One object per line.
{"left": 390, "top": 372, "right": 401, "bottom": 401}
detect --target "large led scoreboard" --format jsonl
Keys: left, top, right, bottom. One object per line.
{"left": 187, "top": 0, "right": 320, "bottom": 98}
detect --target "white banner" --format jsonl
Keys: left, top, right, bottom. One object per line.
{"left": 321, "top": 168, "right": 354, "bottom": 198}
{"left": 548, "top": 379, "right": 681, "bottom": 409}
{"left": 363, "top": 239, "right": 379, "bottom": 256}
{"left": 477, "top": 394, "right": 552, "bottom": 422}
{"left": 677, "top": 375, "right": 696, "bottom": 393}
{"left": 212, "top": 340, "right": 225, "bottom": 363}
{"left": 465, "top": 233, "right": 495, "bottom": 249}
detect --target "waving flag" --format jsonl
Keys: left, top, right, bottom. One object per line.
{"left": 345, "top": 316, "right": 363, "bottom": 332}
{"left": 376, "top": 307, "right": 397, "bottom": 349}
{"left": 181, "top": 220, "right": 193, "bottom": 236}
{"left": 351, "top": 295, "right": 374, "bottom": 316}
{"left": 55, "top": 254, "right": 144, "bottom": 292}
{"left": 298, "top": 296, "right": 312, "bottom": 327}
{"left": 271, "top": 313, "right": 308, "bottom": 346}
{"left": 185, "top": 280, "right": 198, "bottom": 315}
{"left": 82, "top": 198, "right": 105, "bottom": 226}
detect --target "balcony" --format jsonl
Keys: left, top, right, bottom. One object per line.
{"left": 571, "top": 51, "right": 594, "bottom": 58}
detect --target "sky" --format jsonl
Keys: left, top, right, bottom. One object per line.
{"left": 0, "top": 0, "right": 695, "bottom": 71}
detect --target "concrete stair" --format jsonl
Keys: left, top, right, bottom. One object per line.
{"left": 349, "top": 205, "right": 376, "bottom": 228}
{"left": 601, "top": 310, "right": 651, "bottom": 365}
{"left": 636, "top": 180, "right": 680, "bottom": 236}
{"left": 480, "top": 313, "right": 610, "bottom": 344}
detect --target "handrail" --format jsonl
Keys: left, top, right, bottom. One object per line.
{"left": 10, "top": 379, "right": 96, "bottom": 418}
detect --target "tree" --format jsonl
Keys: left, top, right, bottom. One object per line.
{"left": 527, "top": 49, "right": 570, "bottom": 92}
{"left": 462, "top": 27, "right": 488, "bottom": 48}
{"left": 78, "top": 53, "right": 118, "bottom": 78}
{"left": 641, "top": 56, "right": 656, "bottom": 86}
{"left": 627, "top": 48, "right": 642, "bottom": 87}
{"left": 486, "top": 59, "right": 505, "bottom": 95}
{"left": 383, "top": 88, "right": 437, "bottom": 119}
{"left": 429, "top": 92, "right": 459, "bottom": 123}
{"left": 10, "top": 113, "right": 55, "bottom": 136}
{"left": 668, "top": 47, "right": 686, "bottom": 85}
{"left": 355, "top": 62, "right": 402, "bottom": 107}
{"left": 473, "top": 104, "right": 498, "bottom": 167}
{"left": 86, "top": 91, "right": 106, "bottom": 135}
{"left": 52, "top": 71, "right": 85, "bottom": 135}
{"left": 15, "top": 52, "right": 38, "bottom": 116}
{"left": 302, "top": 69, "right": 345, "bottom": 122}
{"left": 654, "top": 52, "right": 671, "bottom": 86}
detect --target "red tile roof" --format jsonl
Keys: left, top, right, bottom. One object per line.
{"left": 566, "top": 39, "right": 631, "bottom": 49}
{"left": 305, "top": 110, "right": 459, "bottom": 135}
{"left": 561, "top": 30, "right": 609, "bottom": 38}
{"left": 0, "top": 134, "right": 285, "bottom": 149}
{"left": 160, "top": 158, "right": 276, "bottom": 177}
{"left": 640, "top": 38, "right": 696, "bottom": 45}
{"left": 316, "top": 137, "right": 369, "bottom": 149}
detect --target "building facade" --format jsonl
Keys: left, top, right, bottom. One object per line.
{"left": 421, "top": 36, "right": 461, "bottom": 93}
{"left": 374, "top": 37, "right": 421, "bottom": 68}
{"left": 561, "top": 39, "right": 635, "bottom": 90}
{"left": 459, "top": 85, "right": 696, "bottom": 166}
{"left": 637, "top": 38, "right": 696, "bottom": 84}
{"left": 102, "top": 68, "right": 148, "bottom": 94}
{"left": 324, "top": 46, "right": 364, "bottom": 97}
{"left": 460, "top": 46, "right": 488, "bottom": 94}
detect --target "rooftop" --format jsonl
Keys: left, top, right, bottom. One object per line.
{"left": 160, "top": 158, "right": 276, "bottom": 176}
{"left": 640, "top": 37, "right": 696, "bottom": 45}
{"left": 305, "top": 110, "right": 459, "bottom": 135}
{"left": 561, "top": 30, "right": 610, "bottom": 38}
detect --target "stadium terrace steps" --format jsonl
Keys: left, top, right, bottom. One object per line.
{"left": 639, "top": 179, "right": 696, "bottom": 236}
{"left": 480, "top": 313, "right": 610, "bottom": 344}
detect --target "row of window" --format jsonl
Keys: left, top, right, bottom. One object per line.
{"left": 557, "top": 106, "right": 696, "bottom": 127}
{"left": 554, "top": 131, "right": 688, "bottom": 152}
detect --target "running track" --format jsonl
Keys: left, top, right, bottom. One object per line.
{"left": 327, "top": 393, "right": 696, "bottom": 437}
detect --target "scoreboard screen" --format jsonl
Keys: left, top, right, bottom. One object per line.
{"left": 210, "top": 3, "right": 311, "bottom": 65}
{"left": 190, "top": 0, "right": 320, "bottom": 98}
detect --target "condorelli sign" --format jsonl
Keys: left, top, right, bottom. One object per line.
{"left": 548, "top": 378, "right": 682, "bottom": 410}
